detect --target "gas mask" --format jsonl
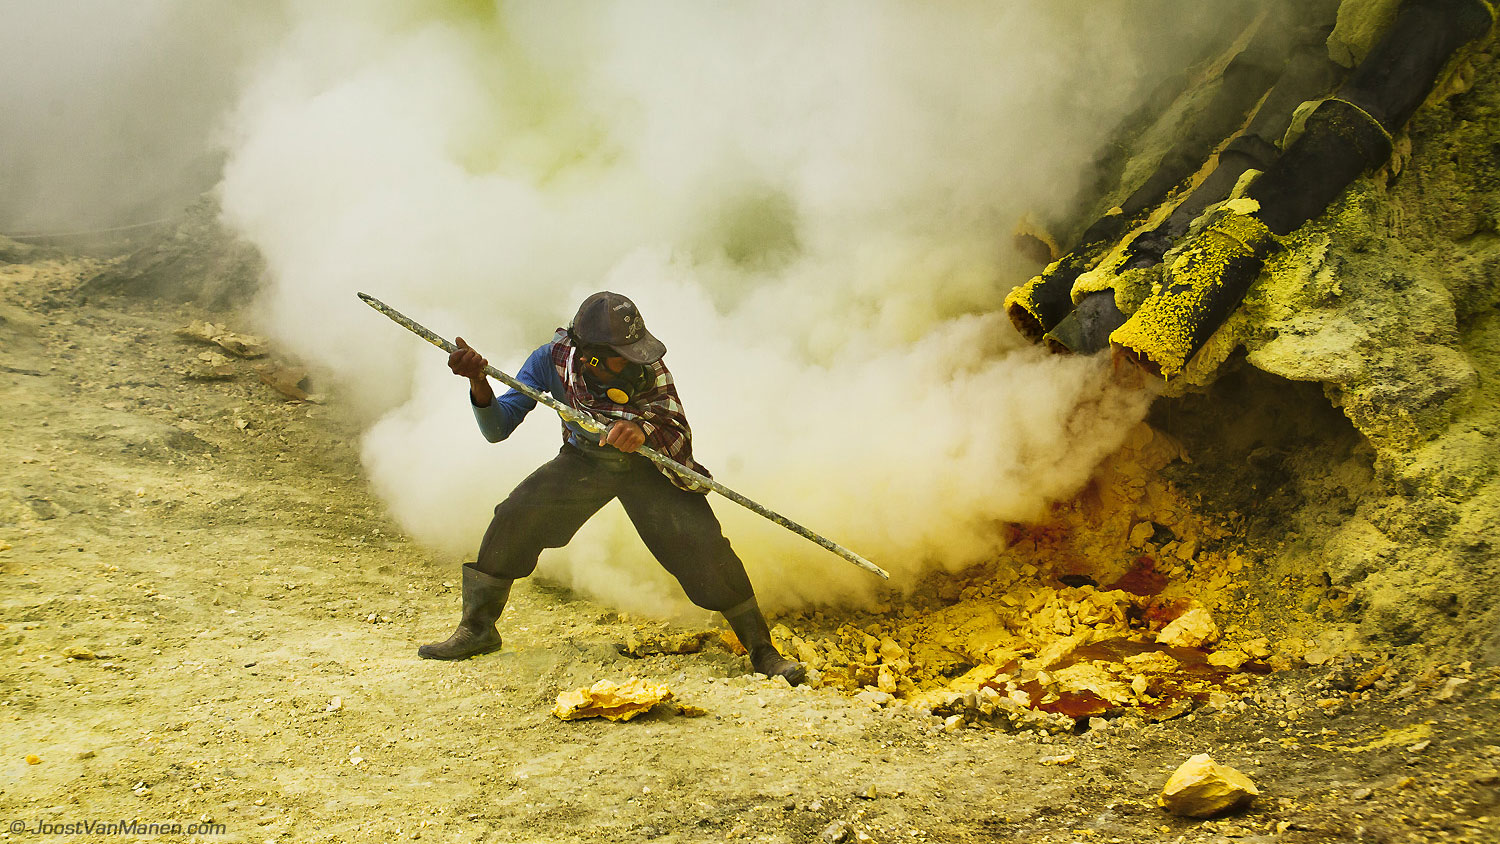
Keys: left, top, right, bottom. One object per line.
{"left": 579, "top": 348, "right": 650, "bottom": 405}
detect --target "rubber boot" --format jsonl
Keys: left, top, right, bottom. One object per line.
{"left": 723, "top": 598, "right": 806, "bottom": 686}
{"left": 417, "top": 563, "right": 511, "bottom": 660}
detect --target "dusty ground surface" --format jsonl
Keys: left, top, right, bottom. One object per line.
{"left": 3, "top": 258, "right": 1500, "bottom": 844}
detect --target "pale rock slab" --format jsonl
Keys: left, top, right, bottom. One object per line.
{"left": 1156, "top": 604, "right": 1220, "bottom": 649}
{"left": 1158, "top": 754, "right": 1259, "bottom": 817}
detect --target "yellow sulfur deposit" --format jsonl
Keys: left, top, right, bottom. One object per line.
{"left": 1156, "top": 602, "right": 1220, "bottom": 649}
{"left": 1109, "top": 210, "right": 1276, "bottom": 378}
{"left": 1003, "top": 270, "right": 1057, "bottom": 341}
{"left": 779, "top": 423, "right": 1274, "bottom": 729}
{"left": 552, "top": 678, "right": 674, "bottom": 722}
{"left": 1068, "top": 245, "right": 1132, "bottom": 304}
{"left": 1159, "top": 754, "right": 1260, "bottom": 817}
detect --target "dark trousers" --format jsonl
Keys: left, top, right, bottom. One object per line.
{"left": 475, "top": 445, "right": 756, "bottom": 612}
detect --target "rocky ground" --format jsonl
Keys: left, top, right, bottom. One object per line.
{"left": 2, "top": 254, "right": 1499, "bottom": 843}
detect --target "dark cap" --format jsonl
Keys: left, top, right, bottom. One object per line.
{"left": 570, "top": 291, "right": 666, "bottom": 364}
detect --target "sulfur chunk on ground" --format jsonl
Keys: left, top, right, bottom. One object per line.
{"left": 1124, "top": 650, "right": 1181, "bottom": 673}
{"left": 1207, "top": 648, "right": 1249, "bottom": 670}
{"left": 1158, "top": 754, "right": 1259, "bottom": 817}
{"left": 619, "top": 629, "right": 713, "bottom": 657}
{"left": 1156, "top": 603, "right": 1220, "bottom": 649}
{"left": 1051, "top": 662, "right": 1135, "bottom": 705}
{"left": 552, "top": 678, "right": 673, "bottom": 722}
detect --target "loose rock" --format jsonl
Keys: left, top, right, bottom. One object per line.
{"left": 1207, "top": 649, "right": 1248, "bottom": 671}
{"left": 176, "top": 321, "right": 268, "bottom": 358}
{"left": 1158, "top": 754, "right": 1259, "bottom": 818}
{"left": 1156, "top": 604, "right": 1220, "bottom": 649}
{"left": 821, "top": 820, "right": 851, "bottom": 843}
{"left": 552, "top": 678, "right": 673, "bottom": 722}
{"left": 255, "top": 363, "right": 313, "bottom": 401}
{"left": 1433, "top": 677, "right": 1469, "bottom": 701}
{"left": 618, "top": 629, "right": 713, "bottom": 658}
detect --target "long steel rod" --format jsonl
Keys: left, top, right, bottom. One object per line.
{"left": 358, "top": 292, "right": 889, "bottom": 580}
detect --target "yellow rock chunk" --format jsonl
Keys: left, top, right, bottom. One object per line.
{"left": 1207, "top": 649, "right": 1249, "bottom": 671}
{"left": 1156, "top": 604, "right": 1220, "bottom": 649}
{"left": 1124, "top": 651, "right": 1181, "bottom": 674}
{"left": 619, "top": 629, "right": 713, "bottom": 658}
{"left": 1026, "top": 633, "right": 1089, "bottom": 671}
{"left": 1129, "top": 522, "right": 1155, "bottom": 548}
{"left": 878, "top": 637, "right": 906, "bottom": 664}
{"left": 1159, "top": 754, "right": 1259, "bottom": 817}
{"left": 176, "top": 320, "right": 268, "bottom": 358}
{"left": 552, "top": 678, "right": 673, "bottom": 722}
{"left": 795, "top": 639, "right": 823, "bottom": 669}
{"left": 1052, "top": 662, "right": 1134, "bottom": 705}
{"left": 1131, "top": 675, "right": 1151, "bottom": 697}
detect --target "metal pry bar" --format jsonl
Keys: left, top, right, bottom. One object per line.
{"left": 358, "top": 291, "right": 890, "bottom": 580}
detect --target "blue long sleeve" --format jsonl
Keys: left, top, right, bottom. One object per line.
{"left": 471, "top": 344, "right": 553, "bottom": 442}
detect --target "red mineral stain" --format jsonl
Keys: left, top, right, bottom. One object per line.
{"left": 967, "top": 636, "right": 1274, "bottom": 723}
{"left": 1037, "top": 689, "right": 1112, "bottom": 719}
{"left": 1106, "top": 555, "right": 1168, "bottom": 596}
{"left": 1141, "top": 596, "right": 1195, "bottom": 630}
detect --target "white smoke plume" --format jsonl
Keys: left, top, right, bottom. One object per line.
{"left": 213, "top": 1, "right": 1237, "bottom": 616}
{"left": 13, "top": 1, "right": 1240, "bottom": 615}
{"left": 0, "top": 0, "right": 272, "bottom": 232}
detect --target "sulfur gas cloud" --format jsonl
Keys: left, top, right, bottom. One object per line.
{"left": 214, "top": 1, "right": 1247, "bottom": 616}
{"left": 12, "top": 1, "right": 1247, "bottom": 616}
{"left": 0, "top": 0, "right": 272, "bottom": 233}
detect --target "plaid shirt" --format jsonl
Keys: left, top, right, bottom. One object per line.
{"left": 549, "top": 329, "right": 711, "bottom": 491}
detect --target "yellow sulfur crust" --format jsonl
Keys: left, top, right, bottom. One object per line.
{"left": 1109, "top": 211, "right": 1275, "bottom": 378}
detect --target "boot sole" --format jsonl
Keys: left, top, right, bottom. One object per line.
{"left": 416, "top": 638, "right": 503, "bottom": 660}
{"left": 748, "top": 661, "right": 807, "bottom": 687}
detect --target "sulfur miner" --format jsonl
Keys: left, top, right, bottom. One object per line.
{"left": 417, "top": 292, "right": 804, "bottom": 685}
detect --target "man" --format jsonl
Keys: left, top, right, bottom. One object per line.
{"left": 418, "top": 291, "right": 806, "bottom": 685}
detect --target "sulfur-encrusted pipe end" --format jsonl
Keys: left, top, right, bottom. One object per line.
{"left": 1109, "top": 211, "right": 1276, "bottom": 379}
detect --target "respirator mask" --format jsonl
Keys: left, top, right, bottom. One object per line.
{"left": 578, "top": 346, "right": 650, "bottom": 405}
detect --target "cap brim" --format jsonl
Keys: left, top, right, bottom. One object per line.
{"left": 611, "top": 333, "right": 666, "bottom": 364}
